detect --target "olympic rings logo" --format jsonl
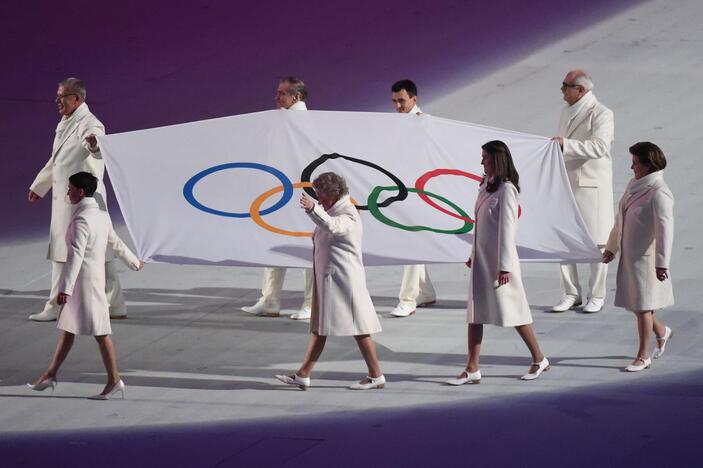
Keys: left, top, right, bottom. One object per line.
{"left": 183, "top": 153, "right": 485, "bottom": 238}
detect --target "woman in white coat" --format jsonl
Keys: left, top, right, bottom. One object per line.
{"left": 447, "top": 141, "right": 549, "bottom": 385}
{"left": 28, "top": 172, "right": 143, "bottom": 399}
{"left": 603, "top": 142, "right": 674, "bottom": 372}
{"left": 276, "top": 172, "right": 385, "bottom": 390}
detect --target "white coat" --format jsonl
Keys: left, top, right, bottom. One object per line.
{"left": 559, "top": 91, "right": 615, "bottom": 244}
{"left": 307, "top": 195, "right": 381, "bottom": 336}
{"left": 57, "top": 197, "right": 140, "bottom": 336}
{"left": 29, "top": 103, "right": 107, "bottom": 261}
{"left": 605, "top": 171, "right": 674, "bottom": 311}
{"left": 467, "top": 182, "right": 532, "bottom": 327}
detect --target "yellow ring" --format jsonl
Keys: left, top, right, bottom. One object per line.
{"left": 250, "top": 182, "right": 314, "bottom": 237}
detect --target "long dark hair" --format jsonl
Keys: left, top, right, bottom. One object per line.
{"left": 481, "top": 140, "right": 520, "bottom": 193}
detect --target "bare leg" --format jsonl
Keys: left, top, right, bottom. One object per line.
{"left": 354, "top": 335, "right": 382, "bottom": 383}
{"left": 633, "top": 311, "right": 653, "bottom": 363}
{"left": 95, "top": 335, "right": 120, "bottom": 395}
{"left": 515, "top": 324, "right": 545, "bottom": 374}
{"left": 297, "top": 333, "right": 327, "bottom": 378}
{"left": 34, "top": 331, "right": 75, "bottom": 384}
{"left": 652, "top": 311, "right": 667, "bottom": 350}
{"left": 466, "top": 324, "right": 483, "bottom": 373}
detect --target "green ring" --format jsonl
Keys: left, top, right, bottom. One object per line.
{"left": 367, "top": 186, "right": 474, "bottom": 234}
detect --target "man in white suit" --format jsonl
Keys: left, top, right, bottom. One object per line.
{"left": 242, "top": 77, "right": 314, "bottom": 319}
{"left": 389, "top": 79, "right": 437, "bottom": 318}
{"left": 552, "top": 69, "right": 615, "bottom": 313}
{"left": 28, "top": 78, "right": 131, "bottom": 322}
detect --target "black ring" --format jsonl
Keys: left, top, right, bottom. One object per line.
{"left": 300, "top": 153, "right": 408, "bottom": 210}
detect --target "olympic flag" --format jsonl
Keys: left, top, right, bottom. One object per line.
{"left": 98, "top": 110, "right": 601, "bottom": 267}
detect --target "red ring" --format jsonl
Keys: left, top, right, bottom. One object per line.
{"left": 415, "top": 169, "right": 483, "bottom": 222}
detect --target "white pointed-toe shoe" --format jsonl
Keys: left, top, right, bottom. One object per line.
{"left": 275, "top": 373, "right": 311, "bottom": 390}
{"left": 28, "top": 310, "right": 58, "bottom": 322}
{"left": 242, "top": 300, "right": 280, "bottom": 317}
{"left": 290, "top": 306, "right": 311, "bottom": 320}
{"left": 349, "top": 375, "right": 386, "bottom": 390}
{"left": 27, "top": 378, "right": 58, "bottom": 392}
{"left": 390, "top": 304, "right": 415, "bottom": 318}
{"left": 551, "top": 296, "right": 581, "bottom": 312}
{"left": 445, "top": 369, "right": 481, "bottom": 386}
{"left": 88, "top": 380, "right": 125, "bottom": 400}
{"left": 653, "top": 326, "right": 673, "bottom": 359}
{"left": 521, "top": 357, "right": 551, "bottom": 380}
{"left": 625, "top": 357, "right": 651, "bottom": 372}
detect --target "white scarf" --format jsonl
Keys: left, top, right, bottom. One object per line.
{"left": 558, "top": 91, "right": 596, "bottom": 137}
{"left": 626, "top": 170, "right": 664, "bottom": 196}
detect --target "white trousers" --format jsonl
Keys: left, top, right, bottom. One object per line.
{"left": 259, "top": 267, "right": 313, "bottom": 309}
{"left": 559, "top": 259, "right": 607, "bottom": 300}
{"left": 398, "top": 264, "right": 436, "bottom": 308}
{"left": 41, "top": 260, "right": 126, "bottom": 316}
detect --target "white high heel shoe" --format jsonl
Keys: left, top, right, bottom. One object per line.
{"left": 88, "top": 380, "right": 125, "bottom": 400}
{"left": 27, "top": 378, "right": 57, "bottom": 392}
{"left": 521, "top": 357, "right": 550, "bottom": 380}
{"left": 349, "top": 375, "right": 386, "bottom": 390}
{"left": 653, "top": 327, "right": 673, "bottom": 359}
{"left": 445, "top": 369, "right": 481, "bottom": 385}
{"left": 625, "top": 357, "right": 651, "bottom": 372}
{"left": 275, "top": 373, "right": 311, "bottom": 390}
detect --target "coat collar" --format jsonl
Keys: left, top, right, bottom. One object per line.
{"left": 623, "top": 171, "right": 665, "bottom": 210}
{"left": 326, "top": 194, "right": 352, "bottom": 215}
{"left": 409, "top": 104, "right": 422, "bottom": 115}
{"left": 287, "top": 101, "right": 308, "bottom": 111}
{"left": 71, "top": 196, "right": 98, "bottom": 217}
{"left": 53, "top": 103, "right": 92, "bottom": 156}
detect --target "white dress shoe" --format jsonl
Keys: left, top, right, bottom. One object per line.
{"left": 582, "top": 297, "right": 604, "bottom": 313}
{"left": 521, "top": 357, "right": 550, "bottom": 380}
{"left": 445, "top": 369, "right": 481, "bottom": 385}
{"left": 551, "top": 296, "right": 581, "bottom": 312}
{"left": 416, "top": 298, "right": 437, "bottom": 308}
{"left": 27, "top": 378, "right": 58, "bottom": 392}
{"left": 653, "top": 326, "right": 673, "bottom": 359}
{"left": 390, "top": 304, "right": 415, "bottom": 317}
{"left": 242, "top": 300, "right": 280, "bottom": 317}
{"left": 349, "top": 374, "right": 386, "bottom": 390}
{"left": 109, "top": 310, "right": 128, "bottom": 319}
{"left": 275, "top": 373, "right": 310, "bottom": 390}
{"left": 28, "top": 310, "right": 58, "bottom": 322}
{"left": 625, "top": 357, "right": 651, "bottom": 372}
{"left": 290, "top": 306, "right": 311, "bottom": 320}
{"left": 88, "top": 380, "right": 125, "bottom": 400}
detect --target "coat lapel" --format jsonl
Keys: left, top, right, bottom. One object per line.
{"left": 566, "top": 100, "right": 596, "bottom": 138}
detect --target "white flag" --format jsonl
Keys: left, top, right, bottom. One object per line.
{"left": 98, "top": 110, "right": 600, "bottom": 267}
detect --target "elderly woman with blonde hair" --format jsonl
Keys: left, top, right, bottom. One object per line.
{"left": 603, "top": 142, "right": 674, "bottom": 371}
{"left": 276, "top": 172, "right": 385, "bottom": 390}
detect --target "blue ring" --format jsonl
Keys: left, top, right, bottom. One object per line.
{"left": 183, "top": 162, "right": 294, "bottom": 218}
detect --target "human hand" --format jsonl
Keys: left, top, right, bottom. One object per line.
{"left": 85, "top": 134, "right": 98, "bottom": 148}
{"left": 137, "top": 260, "right": 145, "bottom": 271}
{"left": 465, "top": 257, "right": 472, "bottom": 268}
{"left": 57, "top": 292, "right": 70, "bottom": 305}
{"left": 28, "top": 190, "right": 40, "bottom": 202}
{"left": 551, "top": 136, "right": 564, "bottom": 150}
{"left": 497, "top": 271, "right": 510, "bottom": 286}
{"left": 602, "top": 250, "right": 615, "bottom": 264}
{"left": 656, "top": 267, "right": 669, "bottom": 282}
{"left": 300, "top": 193, "right": 314, "bottom": 211}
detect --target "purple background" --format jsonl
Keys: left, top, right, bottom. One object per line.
{"left": 1, "top": 0, "right": 641, "bottom": 241}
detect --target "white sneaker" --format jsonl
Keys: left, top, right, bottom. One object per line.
{"left": 390, "top": 304, "right": 415, "bottom": 317}
{"left": 582, "top": 297, "right": 604, "bottom": 313}
{"left": 349, "top": 374, "right": 386, "bottom": 390}
{"left": 28, "top": 310, "right": 58, "bottom": 322}
{"left": 551, "top": 295, "right": 581, "bottom": 312}
{"left": 653, "top": 326, "right": 673, "bottom": 359}
{"left": 290, "top": 306, "right": 311, "bottom": 320}
{"left": 241, "top": 300, "right": 280, "bottom": 317}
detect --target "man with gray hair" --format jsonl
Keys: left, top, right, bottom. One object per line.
{"left": 551, "top": 69, "right": 615, "bottom": 313}
{"left": 28, "top": 78, "right": 131, "bottom": 321}
{"left": 242, "top": 77, "right": 314, "bottom": 319}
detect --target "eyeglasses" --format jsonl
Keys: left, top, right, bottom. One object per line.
{"left": 561, "top": 82, "right": 580, "bottom": 89}
{"left": 55, "top": 93, "right": 78, "bottom": 102}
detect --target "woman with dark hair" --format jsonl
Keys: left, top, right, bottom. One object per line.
{"left": 276, "top": 172, "right": 385, "bottom": 390}
{"left": 447, "top": 141, "right": 548, "bottom": 385}
{"left": 603, "top": 142, "right": 674, "bottom": 371}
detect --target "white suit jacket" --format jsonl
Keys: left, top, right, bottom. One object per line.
{"left": 58, "top": 197, "right": 140, "bottom": 335}
{"left": 30, "top": 103, "right": 107, "bottom": 261}
{"left": 559, "top": 92, "right": 615, "bottom": 244}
